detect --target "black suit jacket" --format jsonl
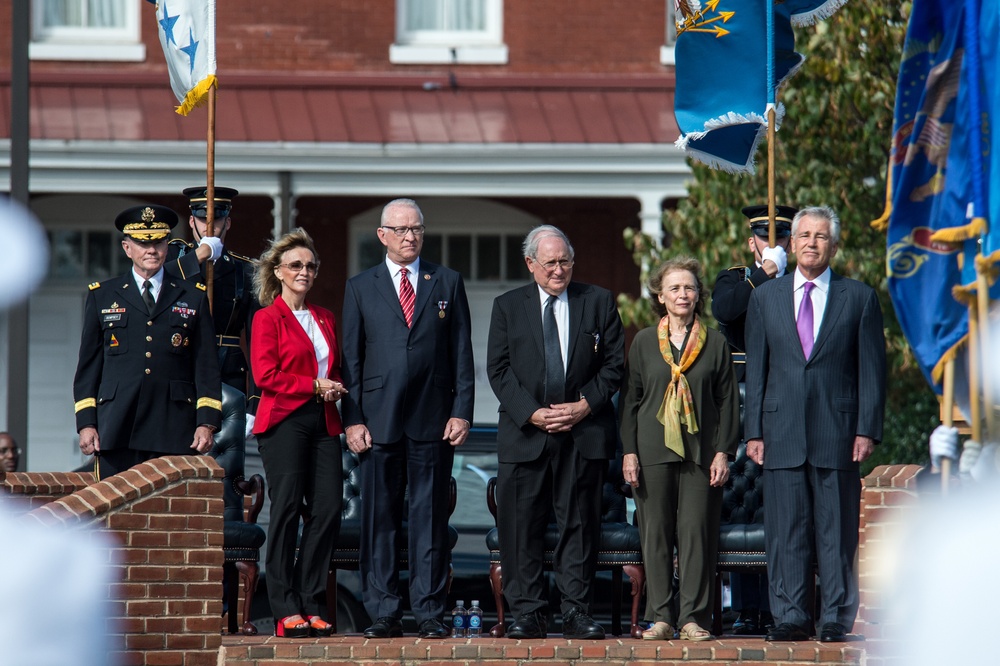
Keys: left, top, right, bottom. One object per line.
{"left": 486, "top": 281, "right": 625, "bottom": 463}
{"left": 340, "top": 259, "right": 474, "bottom": 442}
{"left": 73, "top": 272, "right": 222, "bottom": 453}
{"left": 743, "top": 270, "right": 886, "bottom": 470}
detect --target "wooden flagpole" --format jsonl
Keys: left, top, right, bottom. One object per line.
{"left": 940, "top": 359, "right": 954, "bottom": 493}
{"left": 204, "top": 84, "right": 217, "bottom": 313}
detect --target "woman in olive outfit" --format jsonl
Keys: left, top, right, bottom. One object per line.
{"left": 620, "top": 257, "right": 740, "bottom": 641}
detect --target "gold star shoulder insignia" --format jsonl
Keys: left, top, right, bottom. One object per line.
{"left": 195, "top": 283, "right": 207, "bottom": 291}
{"left": 88, "top": 281, "right": 101, "bottom": 290}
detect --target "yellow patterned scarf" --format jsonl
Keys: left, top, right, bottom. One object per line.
{"left": 655, "top": 315, "right": 706, "bottom": 458}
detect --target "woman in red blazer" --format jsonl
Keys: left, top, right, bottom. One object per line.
{"left": 251, "top": 228, "right": 346, "bottom": 638}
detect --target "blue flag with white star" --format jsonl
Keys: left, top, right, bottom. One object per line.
{"left": 146, "top": 0, "right": 216, "bottom": 116}
{"left": 672, "top": 0, "right": 847, "bottom": 174}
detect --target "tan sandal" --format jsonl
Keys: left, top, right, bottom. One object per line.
{"left": 679, "top": 622, "right": 712, "bottom": 641}
{"left": 641, "top": 621, "right": 675, "bottom": 640}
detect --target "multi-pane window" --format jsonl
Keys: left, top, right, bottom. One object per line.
{"left": 358, "top": 232, "right": 529, "bottom": 283}
{"left": 31, "top": 0, "right": 144, "bottom": 61}
{"left": 391, "top": 0, "right": 507, "bottom": 64}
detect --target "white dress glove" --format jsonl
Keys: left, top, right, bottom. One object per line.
{"left": 198, "top": 236, "right": 223, "bottom": 262}
{"left": 244, "top": 413, "right": 256, "bottom": 442}
{"left": 969, "top": 442, "right": 999, "bottom": 483}
{"left": 929, "top": 425, "right": 960, "bottom": 470}
{"left": 959, "top": 440, "right": 983, "bottom": 477}
{"left": 760, "top": 245, "right": 787, "bottom": 275}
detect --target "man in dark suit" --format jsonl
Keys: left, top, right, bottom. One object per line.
{"left": 711, "top": 203, "right": 795, "bottom": 635}
{"left": 74, "top": 205, "right": 222, "bottom": 477}
{"left": 340, "top": 198, "right": 475, "bottom": 639}
{"left": 744, "top": 206, "right": 886, "bottom": 643}
{"left": 486, "top": 225, "right": 625, "bottom": 639}
{"left": 166, "top": 186, "right": 260, "bottom": 432}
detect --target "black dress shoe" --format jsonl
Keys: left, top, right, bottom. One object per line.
{"left": 363, "top": 616, "right": 403, "bottom": 638}
{"left": 562, "top": 607, "right": 605, "bottom": 640}
{"left": 759, "top": 611, "right": 775, "bottom": 633}
{"left": 732, "top": 609, "right": 760, "bottom": 635}
{"left": 820, "top": 622, "right": 848, "bottom": 642}
{"left": 418, "top": 617, "right": 449, "bottom": 639}
{"left": 766, "top": 622, "right": 810, "bottom": 641}
{"left": 507, "top": 612, "right": 547, "bottom": 639}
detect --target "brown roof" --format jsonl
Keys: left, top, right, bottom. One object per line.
{"left": 0, "top": 72, "right": 678, "bottom": 145}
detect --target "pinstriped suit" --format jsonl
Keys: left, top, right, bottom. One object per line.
{"left": 487, "top": 281, "right": 624, "bottom": 619}
{"left": 744, "top": 269, "right": 885, "bottom": 631}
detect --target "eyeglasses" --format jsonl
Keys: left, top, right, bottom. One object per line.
{"left": 535, "top": 259, "right": 574, "bottom": 273}
{"left": 279, "top": 261, "right": 320, "bottom": 274}
{"left": 381, "top": 225, "right": 426, "bottom": 237}
{"left": 0, "top": 447, "right": 20, "bottom": 457}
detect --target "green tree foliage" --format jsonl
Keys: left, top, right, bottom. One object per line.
{"left": 619, "top": 2, "right": 936, "bottom": 473}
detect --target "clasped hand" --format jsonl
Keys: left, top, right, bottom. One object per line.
{"left": 316, "top": 378, "right": 348, "bottom": 402}
{"left": 530, "top": 398, "right": 591, "bottom": 433}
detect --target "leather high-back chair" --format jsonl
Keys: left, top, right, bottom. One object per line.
{"left": 324, "top": 438, "right": 458, "bottom": 630}
{"left": 484, "top": 460, "right": 646, "bottom": 638}
{"left": 210, "top": 383, "right": 266, "bottom": 635}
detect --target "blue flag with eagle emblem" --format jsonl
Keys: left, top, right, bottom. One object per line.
{"left": 879, "top": 0, "right": 999, "bottom": 392}
{"left": 145, "top": 0, "right": 216, "bottom": 116}
{"left": 673, "top": 0, "right": 846, "bottom": 174}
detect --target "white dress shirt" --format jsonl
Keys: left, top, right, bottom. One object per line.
{"left": 386, "top": 256, "right": 420, "bottom": 298}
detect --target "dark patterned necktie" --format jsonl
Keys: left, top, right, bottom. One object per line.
{"left": 543, "top": 295, "right": 565, "bottom": 405}
{"left": 142, "top": 280, "right": 156, "bottom": 314}
{"left": 797, "top": 281, "right": 815, "bottom": 359}
{"left": 399, "top": 267, "right": 415, "bottom": 327}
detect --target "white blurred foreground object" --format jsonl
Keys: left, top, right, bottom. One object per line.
{"left": 0, "top": 500, "right": 117, "bottom": 665}
{"left": 0, "top": 196, "right": 49, "bottom": 309}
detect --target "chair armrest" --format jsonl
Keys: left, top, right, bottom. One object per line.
{"left": 235, "top": 473, "right": 266, "bottom": 524}
{"left": 487, "top": 476, "right": 498, "bottom": 523}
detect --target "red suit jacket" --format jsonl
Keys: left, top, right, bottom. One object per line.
{"left": 251, "top": 296, "right": 344, "bottom": 436}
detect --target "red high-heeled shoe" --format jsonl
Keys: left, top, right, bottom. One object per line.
{"left": 307, "top": 615, "right": 334, "bottom": 637}
{"left": 275, "top": 614, "right": 309, "bottom": 638}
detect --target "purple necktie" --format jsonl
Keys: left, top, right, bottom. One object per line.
{"left": 797, "top": 281, "right": 815, "bottom": 359}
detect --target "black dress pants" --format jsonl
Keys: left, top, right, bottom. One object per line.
{"left": 258, "top": 400, "right": 343, "bottom": 621}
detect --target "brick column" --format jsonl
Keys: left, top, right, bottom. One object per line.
{"left": 19, "top": 456, "right": 225, "bottom": 666}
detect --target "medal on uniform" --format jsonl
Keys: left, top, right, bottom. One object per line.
{"left": 183, "top": 336, "right": 190, "bottom": 347}
{"left": 438, "top": 300, "right": 448, "bottom": 319}
{"left": 171, "top": 333, "right": 182, "bottom": 347}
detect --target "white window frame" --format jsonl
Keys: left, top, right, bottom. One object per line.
{"left": 660, "top": 1, "right": 677, "bottom": 65}
{"left": 390, "top": 0, "right": 508, "bottom": 65}
{"left": 30, "top": 0, "right": 146, "bottom": 62}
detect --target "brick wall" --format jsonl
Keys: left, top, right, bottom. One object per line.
{"left": 5, "top": 456, "right": 226, "bottom": 666}
{"left": 855, "top": 463, "right": 923, "bottom": 662}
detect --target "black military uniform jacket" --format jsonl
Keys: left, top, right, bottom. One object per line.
{"left": 712, "top": 263, "right": 788, "bottom": 382}
{"left": 166, "top": 240, "right": 260, "bottom": 413}
{"left": 73, "top": 272, "right": 222, "bottom": 454}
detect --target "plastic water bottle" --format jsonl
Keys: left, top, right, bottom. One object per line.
{"left": 467, "top": 600, "right": 482, "bottom": 638}
{"left": 451, "top": 599, "right": 467, "bottom": 638}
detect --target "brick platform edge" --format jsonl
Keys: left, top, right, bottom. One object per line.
{"left": 855, "top": 463, "right": 923, "bottom": 666}
{"left": 1, "top": 456, "right": 225, "bottom": 666}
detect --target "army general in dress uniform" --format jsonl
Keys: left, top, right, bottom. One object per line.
{"left": 166, "top": 186, "right": 260, "bottom": 429}
{"left": 74, "top": 204, "right": 222, "bottom": 477}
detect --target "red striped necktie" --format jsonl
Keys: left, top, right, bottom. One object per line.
{"left": 399, "top": 267, "right": 415, "bottom": 327}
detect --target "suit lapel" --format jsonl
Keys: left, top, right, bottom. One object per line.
{"left": 775, "top": 277, "right": 803, "bottom": 360}
{"left": 115, "top": 274, "right": 148, "bottom": 316}
{"left": 373, "top": 263, "right": 408, "bottom": 326}
{"left": 411, "top": 262, "right": 437, "bottom": 328}
{"left": 566, "top": 283, "right": 584, "bottom": 362}
{"left": 812, "top": 271, "right": 846, "bottom": 357}
{"left": 520, "top": 285, "right": 545, "bottom": 358}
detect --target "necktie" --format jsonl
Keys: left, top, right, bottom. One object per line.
{"left": 797, "top": 281, "right": 815, "bottom": 359}
{"left": 543, "top": 295, "right": 565, "bottom": 405}
{"left": 142, "top": 279, "right": 156, "bottom": 314}
{"left": 399, "top": 267, "right": 415, "bottom": 328}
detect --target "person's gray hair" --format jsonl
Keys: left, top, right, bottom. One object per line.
{"left": 380, "top": 198, "right": 424, "bottom": 226}
{"left": 522, "top": 225, "right": 575, "bottom": 260}
{"left": 792, "top": 206, "right": 841, "bottom": 243}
